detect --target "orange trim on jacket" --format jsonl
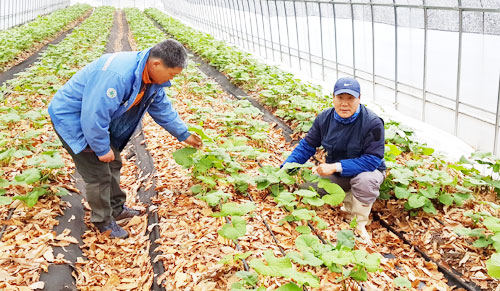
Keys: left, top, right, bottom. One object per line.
{"left": 128, "top": 63, "right": 152, "bottom": 110}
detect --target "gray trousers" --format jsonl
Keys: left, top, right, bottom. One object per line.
{"left": 54, "top": 129, "right": 126, "bottom": 224}
{"left": 303, "top": 170, "right": 385, "bottom": 204}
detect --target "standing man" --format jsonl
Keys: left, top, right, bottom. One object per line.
{"left": 49, "top": 39, "right": 202, "bottom": 239}
{"left": 282, "top": 77, "right": 385, "bottom": 244}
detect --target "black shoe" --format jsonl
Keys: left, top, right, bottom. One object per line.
{"left": 96, "top": 220, "right": 129, "bottom": 239}
{"left": 115, "top": 205, "right": 140, "bottom": 221}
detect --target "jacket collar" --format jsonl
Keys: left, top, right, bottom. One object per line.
{"left": 333, "top": 104, "right": 361, "bottom": 124}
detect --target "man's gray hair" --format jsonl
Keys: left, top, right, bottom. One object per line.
{"left": 150, "top": 39, "right": 188, "bottom": 68}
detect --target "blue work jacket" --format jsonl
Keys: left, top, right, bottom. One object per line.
{"left": 48, "top": 48, "right": 190, "bottom": 156}
{"left": 284, "top": 104, "right": 386, "bottom": 177}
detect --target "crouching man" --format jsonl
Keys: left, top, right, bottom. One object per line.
{"left": 282, "top": 77, "right": 385, "bottom": 244}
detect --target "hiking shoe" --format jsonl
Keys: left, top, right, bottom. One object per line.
{"left": 115, "top": 205, "right": 140, "bottom": 221}
{"left": 96, "top": 220, "right": 129, "bottom": 239}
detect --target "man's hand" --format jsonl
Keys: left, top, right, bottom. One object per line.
{"left": 184, "top": 134, "right": 203, "bottom": 149}
{"left": 98, "top": 149, "right": 115, "bottom": 163}
{"left": 315, "top": 163, "right": 337, "bottom": 176}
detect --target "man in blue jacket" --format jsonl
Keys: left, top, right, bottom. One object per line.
{"left": 49, "top": 39, "right": 202, "bottom": 238}
{"left": 283, "top": 77, "right": 385, "bottom": 244}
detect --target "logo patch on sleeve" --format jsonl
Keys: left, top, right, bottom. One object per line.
{"left": 106, "top": 88, "right": 117, "bottom": 98}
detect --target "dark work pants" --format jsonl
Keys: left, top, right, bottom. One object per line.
{"left": 54, "top": 129, "right": 126, "bottom": 224}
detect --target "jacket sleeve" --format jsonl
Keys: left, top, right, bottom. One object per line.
{"left": 281, "top": 139, "right": 317, "bottom": 167}
{"left": 148, "top": 88, "right": 190, "bottom": 142}
{"left": 81, "top": 71, "right": 126, "bottom": 156}
{"left": 339, "top": 117, "right": 385, "bottom": 177}
{"left": 304, "top": 113, "right": 324, "bottom": 148}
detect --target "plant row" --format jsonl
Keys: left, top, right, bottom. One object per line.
{"left": 0, "top": 4, "right": 91, "bottom": 72}
{"left": 0, "top": 6, "right": 115, "bottom": 289}
{"left": 0, "top": 6, "right": 115, "bottom": 207}
{"left": 124, "top": 9, "right": 431, "bottom": 290}
{"left": 142, "top": 8, "right": 500, "bottom": 282}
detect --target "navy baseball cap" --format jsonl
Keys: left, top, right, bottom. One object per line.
{"left": 333, "top": 77, "right": 360, "bottom": 98}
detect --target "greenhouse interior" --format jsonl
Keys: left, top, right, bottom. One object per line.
{"left": 1, "top": 0, "right": 500, "bottom": 290}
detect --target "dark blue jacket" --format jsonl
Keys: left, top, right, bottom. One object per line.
{"left": 283, "top": 105, "right": 386, "bottom": 177}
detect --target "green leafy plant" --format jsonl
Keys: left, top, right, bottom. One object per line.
{"left": 0, "top": 4, "right": 91, "bottom": 71}
{"left": 248, "top": 250, "right": 320, "bottom": 287}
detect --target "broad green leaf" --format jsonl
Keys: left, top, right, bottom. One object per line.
{"left": 188, "top": 125, "right": 213, "bottom": 142}
{"left": 234, "top": 252, "right": 252, "bottom": 261}
{"left": 295, "top": 234, "right": 321, "bottom": 253}
{"left": 196, "top": 175, "right": 217, "bottom": 187}
{"left": 407, "top": 194, "right": 426, "bottom": 209}
{"left": 41, "top": 152, "right": 64, "bottom": 168}
{"left": 0, "top": 178, "right": 8, "bottom": 188}
{"left": 250, "top": 132, "right": 267, "bottom": 140}
{"left": 0, "top": 196, "right": 12, "bottom": 205}
{"left": 439, "top": 193, "right": 454, "bottom": 206}
{"left": 13, "top": 150, "right": 33, "bottom": 158}
{"left": 235, "top": 271, "right": 258, "bottom": 287}
{"left": 281, "top": 269, "right": 319, "bottom": 287}
{"left": 337, "top": 230, "right": 355, "bottom": 249}
{"left": 215, "top": 202, "right": 256, "bottom": 217}
{"left": 218, "top": 216, "right": 247, "bottom": 240}
{"left": 486, "top": 253, "right": 500, "bottom": 279}
{"left": 294, "top": 189, "right": 317, "bottom": 198}
{"left": 256, "top": 178, "right": 271, "bottom": 190}
{"left": 172, "top": 147, "right": 197, "bottom": 167}
{"left": 274, "top": 191, "right": 297, "bottom": 207}
{"left": 420, "top": 147, "right": 435, "bottom": 156}
{"left": 14, "top": 168, "right": 41, "bottom": 184}
{"left": 190, "top": 184, "right": 203, "bottom": 194}
{"left": 322, "top": 194, "right": 344, "bottom": 206}
{"left": 302, "top": 196, "right": 324, "bottom": 207}
{"left": 274, "top": 283, "right": 302, "bottom": 291}
{"left": 484, "top": 216, "right": 500, "bottom": 232}
{"left": 422, "top": 200, "right": 437, "bottom": 214}
{"left": 291, "top": 209, "right": 314, "bottom": 220}
{"left": 394, "top": 276, "right": 411, "bottom": 288}
{"left": 0, "top": 148, "right": 15, "bottom": 161}
{"left": 219, "top": 252, "right": 251, "bottom": 265}
{"left": 302, "top": 169, "right": 320, "bottom": 183}
{"left": 419, "top": 188, "right": 437, "bottom": 199}
{"left": 312, "top": 216, "right": 328, "bottom": 229}
{"left": 453, "top": 193, "right": 471, "bottom": 206}
{"left": 394, "top": 187, "right": 410, "bottom": 199}
{"left": 473, "top": 237, "right": 492, "bottom": 248}
{"left": 385, "top": 143, "right": 402, "bottom": 157}
{"left": 318, "top": 178, "right": 345, "bottom": 195}
{"left": 196, "top": 190, "right": 231, "bottom": 206}
{"left": 321, "top": 250, "right": 353, "bottom": 266}
{"left": 277, "top": 170, "right": 296, "bottom": 185}
{"left": 55, "top": 187, "right": 69, "bottom": 196}
{"left": 249, "top": 250, "right": 291, "bottom": 277}
{"left": 218, "top": 254, "right": 234, "bottom": 265}
{"left": 295, "top": 225, "right": 311, "bottom": 234}
{"left": 286, "top": 250, "right": 322, "bottom": 267}
{"left": 353, "top": 251, "right": 381, "bottom": 272}
{"left": 349, "top": 268, "right": 368, "bottom": 281}
{"left": 13, "top": 187, "right": 47, "bottom": 207}
{"left": 390, "top": 167, "right": 414, "bottom": 185}
{"left": 492, "top": 234, "right": 500, "bottom": 252}
{"left": 281, "top": 162, "right": 314, "bottom": 171}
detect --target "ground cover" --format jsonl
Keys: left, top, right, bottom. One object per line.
{"left": 0, "top": 6, "right": 115, "bottom": 290}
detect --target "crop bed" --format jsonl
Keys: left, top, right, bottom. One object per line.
{"left": 0, "top": 5, "right": 499, "bottom": 291}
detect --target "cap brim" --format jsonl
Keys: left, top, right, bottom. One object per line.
{"left": 334, "top": 89, "right": 360, "bottom": 98}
